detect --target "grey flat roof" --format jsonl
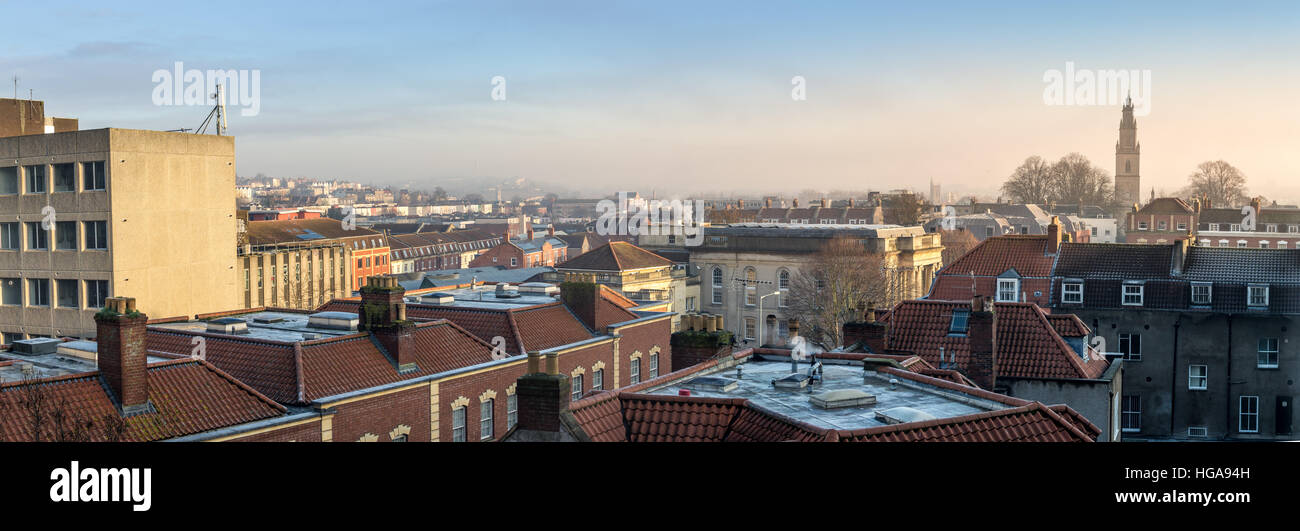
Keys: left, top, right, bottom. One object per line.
{"left": 646, "top": 358, "right": 1002, "bottom": 431}
{"left": 150, "top": 310, "right": 360, "bottom": 343}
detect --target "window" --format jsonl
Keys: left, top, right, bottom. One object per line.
{"left": 744, "top": 317, "right": 756, "bottom": 340}
{"left": 1258, "top": 338, "right": 1279, "bottom": 368}
{"left": 24, "top": 165, "right": 45, "bottom": 193}
{"left": 480, "top": 399, "right": 494, "bottom": 440}
{"left": 1176, "top": 223, "right": 1187, "bottom": 231}
{"left": 1267, "top": 224, "right": 1278, "bottom": 233}
{"left": 1157, "top": 221, "right": 1167, "bottom": 230}
{"left": 744, "top": 268, "right": 757, "bottom": 306}
{"left": 499, "top": 393, "right": 516, "bottom": 431}
{"left": 0, "top": 167, "right": 16, "bottom": 194}
{"left": 571, "top": 374, "right": 583, "bottom": 401}
{"left": 1191, "top": 283, "right": 1212, "bottom": 305}
{"left": 1281, "top": 241, "right": 1289, "bottom": 249}
{"left": 593, "top": 368, "right": 604, "bottom": 390}
{"left": 711, "top": 267, "right": 723, "bottom": 304}
{"left": 629, "top": 358, "right": 640, "bottom": 384}
{"left": 778, "top": 319, "right": 789, "bottom": 338}
{"left": 1292, "top": 225, "right": 1300, "bottom": 234}
{"left": 83, "top": 161, "right": 106, "bottom": 190}
{"left": 1, "top": 278, "right": 19, "bottom": 305}
{"left": 1121, "top": 395, "right": 1141, "bottom": 432}
{"left": 26, "top": 222, "right": 48, "bottom": 250}
{"left": 1122, "top": 284, "right": 1143, "bottom": 306}
{"left": 1208, "top": 223, "right": 1219, "bottom": 231}
{"left": 1061, "top": 282, "right": 1083, "bottom": 303}
{"left": 28, "top": 278, "right": 50, "bottom": 306}
{"left": 55, "top": 221, "right": 76, "bottom": 250}
{"left": 1239, "top": 396, "right": 1259, "bottom": 433}
{"left": 1238, "top": 240, "right": 1248, "bottom": 248}
{"left": 1137, "top": 222, "right": 1148, "bottom": 230}
{"left": 452, "top": 406, "right": 466, "bottom": 442}
{"left": 985, "top": 226, "right": 994, "bottom": 237}
{"left": 1218, "top": 240, "right": 1227, "bottom": 247}
{"left": 1260, "top": 241, "right": 1270, "bottom": 249}
{"left": 1248, "top": 285, "right": 1269, "bottom": 308}
{"left": 949, "top": 309, "right": 970, "bottom": 334}
{"left": 84, "top": 221, "right": 108, "bottom": 250}
{"left": 52, "top": 163, "right": 75, "bottom": 192}
{"left": 649, "top": 352, "right": 659, "bottom": 378}
{"left": 778, "top": 270, "right": 790, "bottom": 307}
{"left": 85, "top": 280, "right": 109, "bottom": 308}
{"left": 1119, "top": 333, "right": 1141, "bottom": 362}
{"left": 0, "top": 223, "right": 17, "bottom": 250}
{"left": 1189, "top": 365, "right": 1207, "bottom": 390}
{"left": 996, "top": 278, "right": 1018, "bottom": 302}
{"left": 56, "top": 279, "right": 78, "bottom": 308}
{"left": 510, "top": 257, "right": 517, "bottom": 267}
{"left": 1230, "top": 224, "right": 1240, "bottom": 231}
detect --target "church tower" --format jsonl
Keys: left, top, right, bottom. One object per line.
{"left": 1115, "top": 94, "right": 1140, "bottom": 206}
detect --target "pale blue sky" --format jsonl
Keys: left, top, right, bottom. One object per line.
{"left": 3, "top": 1, "right": 1298, "bottom": 199}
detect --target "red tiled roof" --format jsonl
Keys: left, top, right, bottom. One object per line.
{"left": 1045, "top": 314, "right": 1089, "bottom": 337}
{"left": 320, "top": 299, "right": 596, "bottom": 356}
{"left": 1134, "top": 197, "right": 1194, "bottom": 215}
{"left": 939, "top": 235, "right": 1056, "bottom": 277}
{"left": 835, "top": 402, "right": 1093, "bottom": 442}
{"left": 565, "top": 390, "right": 1091, "bottom": 443}
{"left": 0, "top": 359, "right": 286, "bottom": 442}
{"left": 146, "top": 320, "right": 498, "bottom": 404}
{"left": 883, "top": 300, "right": 1109, "bottom": 381}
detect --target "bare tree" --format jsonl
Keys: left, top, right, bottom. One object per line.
{"left": 1051, "top": 153, "right": 1113, "bottom": 207}
{"left": 938, "top": 229, "right": 979, "bottom": 265}
{"left": 1000, "top": 156, "right": 1055, "bottom": 204}
{"left": 884, "top": 193, "right": 924, "bottom": 226}
{"left": 785, "top": 236, "right": 899, "bottom": 348}
{"left": 1184, "top": 160, "right": 1249, "bottom": 207}
{"left": 3, "top": 374, "right": 130, "bottom": 442}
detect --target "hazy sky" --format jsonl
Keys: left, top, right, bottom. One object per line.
{"left": 4, "top": 1, "right": 1299, "bottom": 200}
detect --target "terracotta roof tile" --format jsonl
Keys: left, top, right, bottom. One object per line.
{"left": 0, "top": 359, "right": 285, "bottom": 442}
{"left": 557, "top": 241, "right": 674, "bottom": 272}
{"left": 884, "top": 300, "right": 1108, "bottom": 381}
{"left": 835, "top": 402, "right": 1093, "bottom": 442}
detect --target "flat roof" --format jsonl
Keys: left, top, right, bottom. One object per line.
{"left": 150, "top": 310, "right": 361, "bottom": 343}
{"left": 645, "top": 356, "right": 1004, "bottom": 431}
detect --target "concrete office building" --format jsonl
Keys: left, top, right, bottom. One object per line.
{"left": 0, "top": 108, "right": 239, "bottom": 343}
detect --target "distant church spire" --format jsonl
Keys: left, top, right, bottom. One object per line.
{"left": 1115, "top": 93, "right": 1140, "bottom": 206}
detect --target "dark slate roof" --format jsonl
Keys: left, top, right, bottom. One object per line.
{"left": 1181, "top": 247, "right": 1300, "bottom": 284}
{"left": 1053, "top": 242, "right": 1173, "bottom": 280}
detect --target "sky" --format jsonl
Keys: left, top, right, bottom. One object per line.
{"left": 3, "top": 0, "right": 1298, "bottom": 201}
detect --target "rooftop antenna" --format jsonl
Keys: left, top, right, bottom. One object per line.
{"left": 194, "top": 83, "right": 228, "bottom": 136}
{"left": 11, "top": 75, "right": 17, "bottom": 99}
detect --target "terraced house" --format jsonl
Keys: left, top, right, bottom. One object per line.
{"left": 931, "top": 227, "right": 1300, "bottom": 440}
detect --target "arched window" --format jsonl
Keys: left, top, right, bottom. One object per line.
{"left": 1125, "top": 160, "right": 1131, "bottom": 173}
{"left": 711, "top": 267, "right": 724, "bottom": 304}
{"left": 778, "top": 269, "right": 790, "bottom": 307}
{"left": 745, "top": 268, "right": 757, "bottom": 306}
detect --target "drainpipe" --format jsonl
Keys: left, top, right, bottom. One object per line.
{"left": 1224, "top": 315, "right": 1233, "bottom": 440}
{"left": 1170, "top": 317, "right": 1180, "bottom": 437}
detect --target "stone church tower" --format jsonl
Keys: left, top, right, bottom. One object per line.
{"left": 1114, "top": 94, "right": 1140, "bottom": 206}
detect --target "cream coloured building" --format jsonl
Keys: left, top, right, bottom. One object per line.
{"left": 0, "top": 127, "right": 239, "bottom": 342}
{"left": 689, "top": 223, "right": 943, "bottom": 349}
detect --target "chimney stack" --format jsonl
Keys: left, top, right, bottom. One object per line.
{"left": 547, "top": 225, "right": 555, "bottom": 237}
{"left": 526, "top": 224, "right": 534, "bottom": 241}
{"left": 792, "top": 198, "right": 800, "bottom": 208}
{"left": 514, "top": 351, "right": 573, "bottom": 438}
{"left": 842, "top": 301, "right": 888, "bottom": 352}
{"left": 359, "top": 275, "right": 417, "bottom": 372}
{"left": 1047, "top": 215, "right": 1062, "bottom": 254}
{"left": 821, "top": 197, "right": 830, "bottom": 208}
{"left": 967, "top": 295, "right": 997, "bottom": 390}
{"left": 561, "top": 282, "right": 602, "bottom": 332}
{"left": 95, "top": 297, "right": 150, "bottom": 414}
{"left": 737, "top": 199, "right": 745, "bottom": 209}
{"left": 765, "top": 198, "right": 772, "bottom": 208}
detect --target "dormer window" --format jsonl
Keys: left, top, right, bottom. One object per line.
{"left": 1061, "top": 282, "right": 1083, "bottom": 304}
{"left": 1248, "top": 285, "right": 1269, "bottom": 308}
{"left": 1191, "top": 282, "right": 1212, "bottom": 305}
{"left": 1122, "top": 284, "right": 1144, "bottom": 306}
{"left": 996, "top": 278, "right": 1019, "bottom": 302}
{"left": 1209, "top": 223, "right": 1219, "bottom": 231}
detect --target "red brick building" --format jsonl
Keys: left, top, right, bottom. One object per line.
{"left": 469, "top": 229, "right": 569, "bottom": 270}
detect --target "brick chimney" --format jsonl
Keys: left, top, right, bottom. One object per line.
{"left": 514, "top": 351, "right": 572, "bottom": 438}
{"left": 1251, "top": 197, "right": 1262, "bottom": 221}
{"left": 792, "top": 198, "right": 799, "bottom": 208}
{"left": 547, "top": 225, "right": 555, "bottom": 237}
{"left": 967, "top": 295, "right": 997, "bottom": 390}
{"left": 95, "top": 297, "right": 150, "bottom": 414}
{"left": 821, "top": 197, "right": 830, "bottom": 208}
{"left": 359, "top": 275, "right": 417, "bottom": 372}
{"left": 1047, "top": 215, "right": 1062, "bottom": 254}
{"left": 560, "top": 281, "right": 602, "bottom": 332}
{"left": 842, "top": 301, "right": 888, "bottom": 352}
{"left": 526, "top": 224, "right": 534, "bottom": 241}
{"left": 737, "top": 199, "right": 745, "bottom": 209}
{"left": 765, "top": 198, "right": 772, "bottom": 208}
